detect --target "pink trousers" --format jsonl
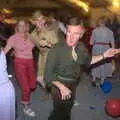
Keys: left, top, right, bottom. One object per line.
{"left": 15, "top": 57, "right": 36, "bottom": 103}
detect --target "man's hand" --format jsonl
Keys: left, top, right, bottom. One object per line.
{"left": 104, "top": 48, "right": 120, "bottom": 58}
{"left": 91, "top": 48, "right": 120, "bottom": 64}
{"left": 52, "top": 81, "right": 72, "bottom": 100}
{"left": 59, "top": 85, "right": 72, "bottom": 100}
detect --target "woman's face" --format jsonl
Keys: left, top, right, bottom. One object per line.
{"left": 33, "top": 17, "right": 46, "bottom": 29}
{"left": 17, "top": 21, "right": 29, "bottom": 33}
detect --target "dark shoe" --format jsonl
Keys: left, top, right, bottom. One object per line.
{"left": 91, "top": 81, "right": 97, "bottom": 87}
{"left": 100, "top": 83, "right": 103, "bottom": 88}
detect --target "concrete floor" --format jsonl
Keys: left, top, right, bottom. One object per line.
{"left": 7, "top": 56, "right": 120, "bottom": 120}
{"left": 8, "top": 72, "right": 120, "bottom": 120}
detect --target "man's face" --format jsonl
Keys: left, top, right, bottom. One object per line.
{"left": 66, "top": 25, "right": 85, "bottom": 47}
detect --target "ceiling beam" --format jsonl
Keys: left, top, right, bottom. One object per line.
{"left": 53, "top": 0, "right": 88, "bottom": 10}
{"left": 53, "top": 0, "right": 76, "bottom": 7}
{"left": 0, "top": 0, "right": 61, "bottom": 8}
{"left": 89, "top": 0, "right": 111, "bottom": 7}
{"left": 54, "top": 0, "right": 110, "bottom": 8}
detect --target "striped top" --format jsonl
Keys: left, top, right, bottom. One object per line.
{"left": 7, "top": 33, "right": 35, "bottom": 59}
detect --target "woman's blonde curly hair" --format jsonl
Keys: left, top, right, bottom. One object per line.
{"left": 32, "top": 11, "right": 44, "bottom": 20}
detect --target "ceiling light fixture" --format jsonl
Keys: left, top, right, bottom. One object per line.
{"left": 2, "top": 8, "right": 12, "bottom": 14}
{"left": 112, "top": 0, "right": 120, "bottom": 8}
{"left": 68, "top": 0, "right": 89, "bottom": 12}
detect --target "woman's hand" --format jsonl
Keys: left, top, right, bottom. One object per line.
{"left": 40, "top": 40, "right": 48, "bottom": 47}
{"left": 40, "top": 40, "right": 52, "bottom": 48}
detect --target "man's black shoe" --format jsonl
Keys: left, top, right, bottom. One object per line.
{"left": 91, "top": 81, "right": 97, "bottom": 87}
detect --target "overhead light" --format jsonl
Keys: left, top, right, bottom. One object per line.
{"left": 4, "top": 19, "right": 16, "bottom": 24}
{"left": 68, "top": 0, "right": 89, "bottom": 12}
{"left": 2, "top": 8, "right": 12, "bottom": 14}
{"left": 112, "top": 0, "right": 120, "bottom": 8}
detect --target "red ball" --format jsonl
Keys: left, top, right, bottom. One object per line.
{"left": 105, "top": 99, "right": 120, "bottom": 117}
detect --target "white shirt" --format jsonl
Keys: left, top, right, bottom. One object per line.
{"left": 0, "top": 50, "right": 9, "bottom": 85}
{"left": 58, "top": 21, "right": 66, "bottom": 34}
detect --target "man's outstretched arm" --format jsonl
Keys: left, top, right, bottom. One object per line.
{"left": 91, "top": 48, "right": 120, "bottom": 64}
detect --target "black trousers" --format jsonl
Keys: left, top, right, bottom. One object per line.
{"left": 48, "top": 83, "right": 76, "bottom": 120}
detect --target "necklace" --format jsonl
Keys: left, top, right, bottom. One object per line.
{"left": 21, "top": 34, "right": 28, "bottom": 41}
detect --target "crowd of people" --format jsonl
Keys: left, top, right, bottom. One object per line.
{"left": 0, "top": 11, "right": 120, "bottom": 120}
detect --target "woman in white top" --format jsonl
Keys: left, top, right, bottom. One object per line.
{"left": 0, "top": 47, "right": 15, "bottom": 120}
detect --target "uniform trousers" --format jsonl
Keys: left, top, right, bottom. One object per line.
{"left": 48, "top": 83, "right": 76, "bottom": 120}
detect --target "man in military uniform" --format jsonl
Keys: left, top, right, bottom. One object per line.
{"left": 44, "top": 20, "right": 119, "bottom": 120}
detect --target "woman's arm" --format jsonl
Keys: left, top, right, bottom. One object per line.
{"left": 4, "top": 43, "right": 12, "bottom": 54}
{"left": 4, "top": 36, "right": 14, "bottom": 54}
{"left": 90, "top": 30, "right": 95, "bottom": 45}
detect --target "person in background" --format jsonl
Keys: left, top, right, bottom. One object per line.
{"left": 31, "top": 11, "right": 61, "bottom": 88}
{"left": 0, "top": 12, "right": 7, "bottom": 46}
{"left": 44, "top": 18, "right": 119, "bottom": 120}
{"left": 106, "top": 14, "right": 119, "bottom": 42}
{"left": 0, "top": 46, "right": 15, "bottom": 120}
{"left": 0, "top": 12, "right": 14, "bottom": 76}
{"left": 48, "top": 12, "right": 66, "bottom": 35}
{"left": 90, "top": 16, "right": 115, "bottom": 86}
{"left": 82, "top": 26, "right": 93, "bottom": 54}
{"left": 4, "top": 20, "right": 36, "bottom": 117}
